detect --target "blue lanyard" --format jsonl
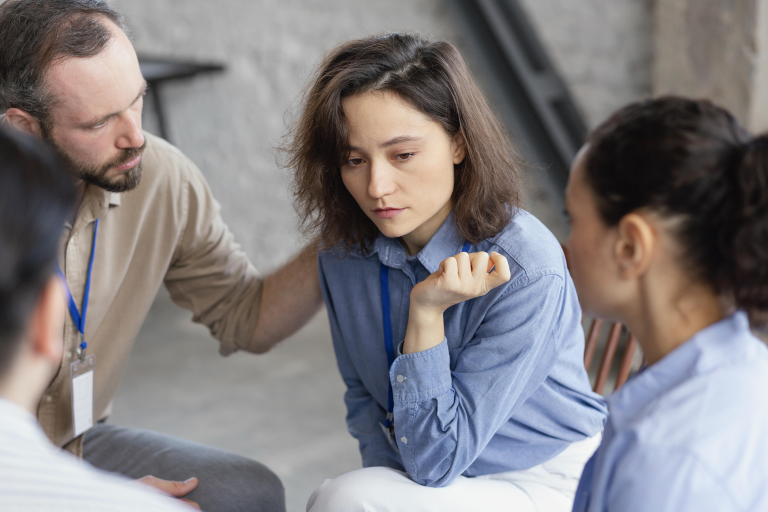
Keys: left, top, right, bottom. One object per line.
{"left": 56, "top": 219, "right": 98, "bottom": 357}
{"left": 380, "top": 240, "right": 471, "bottom": 427}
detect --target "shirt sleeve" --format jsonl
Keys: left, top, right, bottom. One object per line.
{"left": 389, "top": 271, "right": 565, "bottom": 487}
{"left": 319, "top": 258, "right": 404, "bottom": 471}
{"left": 163, "top": 158, "right": 263, "bottom": 356}
{"left": 606, "top": 443, "right": 739, "bottom": 512}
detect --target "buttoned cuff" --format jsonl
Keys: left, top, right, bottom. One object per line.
{"left": 390, "top": 338, "right": 452, "bottom": 403}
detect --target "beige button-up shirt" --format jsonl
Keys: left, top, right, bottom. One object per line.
{"left": 42, "top": 132, "right": 263, "bottom": 455}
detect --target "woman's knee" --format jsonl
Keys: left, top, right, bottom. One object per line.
{"left": 307, "top": 467, "right": 407, "bottom": 512}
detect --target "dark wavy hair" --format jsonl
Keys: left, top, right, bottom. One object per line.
{"left": 585, "top": 96, "right": 768, "bottom": 329}
{"left": 284, "top": 33, "right": 524, "bottom": 254}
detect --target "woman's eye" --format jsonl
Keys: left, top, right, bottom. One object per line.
{"left": 395, "top": 152, "right": 414, "bottom": 161}
{"left": 347, "top": 158, "right": 364, "bottom": 166}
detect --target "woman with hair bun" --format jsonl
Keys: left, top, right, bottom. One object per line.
{"left": 565, "top": 97, "right": 768, "bottom": 511}
{"left": 286, "top": 33, "right": 607, "bottom": 511}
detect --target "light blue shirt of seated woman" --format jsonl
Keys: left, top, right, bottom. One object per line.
{"left": 318, "top": 210, "right": 607, "bottom": 488}
{"left": 573, "top": 311, "right": 768, "bottom": 512}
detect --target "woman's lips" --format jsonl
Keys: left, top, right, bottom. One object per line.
{"left": 114, "top": 154, "right": 142, "bottom": 171}
{"left": 374, "top": 208, "right": 405, "bottom": 219}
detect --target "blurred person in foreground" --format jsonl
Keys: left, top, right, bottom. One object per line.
{"left": 0, "top": 127, "right": 197, "bottom": 512}
{"left": 565, "top": 97, "right": 768, "bottom": 511}
{"left": 0, "top": 1, "right": 323, "bottom": 511}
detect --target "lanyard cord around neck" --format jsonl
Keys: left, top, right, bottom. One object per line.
{"left": 379, "top": 240, "right": 471, "bottom": 428}
{"left": 56, "top": 218, "right": 98, "bottom": 357}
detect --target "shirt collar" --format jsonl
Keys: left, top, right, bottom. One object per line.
{"left": 373, "top": 212, "right": 466, "bottom": 273}
{"left": 71, "top": 185, "right": 117, "bottom": 235}
{"left": 607, "top": 311, "right": 753, "bottom": 429}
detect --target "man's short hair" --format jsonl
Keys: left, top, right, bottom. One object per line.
{"left": 0, "top": 127, "right": 75, "bottom": 375}
{"left": 0, "top": 0, "right": 126, "bottom": 128}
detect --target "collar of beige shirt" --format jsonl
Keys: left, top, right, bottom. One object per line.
{"left": 72, "top": 186, "right": 122, "bottom": 230}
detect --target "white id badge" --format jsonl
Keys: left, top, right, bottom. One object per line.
{"left": 379, "top": 422, "right": 400, "bottom": 454}
{"left": 70, "top": 355, "right": 95, "bottom": 437}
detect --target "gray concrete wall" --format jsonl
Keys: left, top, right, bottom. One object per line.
{"left": 751, "top": 0, "right": 768, "bottom": 133}
{"left": 654, "top": 0, "right": 768, "bottom": 133}
{"left": 518, "top": 0, "right": 654, "bottom": 128}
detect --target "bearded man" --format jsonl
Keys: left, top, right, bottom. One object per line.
{"left": 0, "top": 1, "right": 322, "bottom": 511}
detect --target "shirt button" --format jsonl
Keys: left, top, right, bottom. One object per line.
{"left": 396, "top": 375, "right": 405, "bottom": 383}
{"left": 44, "top": 395, "right": 53, "bottom": 403}
{"left": 400, "top": 436, "right": 408, "bottom": 444}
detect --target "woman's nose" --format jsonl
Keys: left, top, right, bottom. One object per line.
{"left": 368, "top": 161, "right": 396, "bottom": 199}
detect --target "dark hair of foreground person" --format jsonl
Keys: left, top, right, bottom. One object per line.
{"left": 0, "top": 128, "right": 75, "bottom": 374}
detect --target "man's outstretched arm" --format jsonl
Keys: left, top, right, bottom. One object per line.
{"left": 162, "top": 158, "right": 322, "bottom": 355}
{"left": 247, "top": 243, "right": 323, "bottom": 354}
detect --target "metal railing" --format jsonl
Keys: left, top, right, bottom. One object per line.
{"left": 445, "top": 0, "right": 586, "bottom": 191}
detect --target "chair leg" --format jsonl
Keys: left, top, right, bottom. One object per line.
{"left": 584, "top": 319, "right": 603, "bottom": 370}
{"left": 594, "top": 323, "right": 623, "bottom": 394}
{"left": 615, "top": 333, "right": 637, "bottom": 390}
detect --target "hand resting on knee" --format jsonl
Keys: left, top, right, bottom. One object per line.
{"left": 138, "top": 475, "right": 200, "bottom": 510}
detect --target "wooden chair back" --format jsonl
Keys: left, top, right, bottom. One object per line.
{"left": 561, "top": 244, "right": 638, "bottom": 394}
{"left": 583, "top": 319, "right": 637, "bottom": 394}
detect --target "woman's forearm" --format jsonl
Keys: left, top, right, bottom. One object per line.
{"left": 403, "top": 304, "right": 445, "bottom": 354}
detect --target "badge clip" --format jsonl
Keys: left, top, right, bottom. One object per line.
{"left": 76, "top": 335, "right": 87, "bottom": 363}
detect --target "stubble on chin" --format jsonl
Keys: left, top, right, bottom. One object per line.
{"left": 93, "top": 163, "right": 143, "bottom": 193}
{"left": 43, "top": 130, "right": 146, "bottom": 193}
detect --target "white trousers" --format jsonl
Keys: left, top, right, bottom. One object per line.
{"left": 306, "top": 434, "right": 601, "bottom": 512}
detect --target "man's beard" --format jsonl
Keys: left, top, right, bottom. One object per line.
{"left": 43, "top": 131, "right": 146, "bottom": 193}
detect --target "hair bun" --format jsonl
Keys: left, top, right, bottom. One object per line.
{"left": 729, "top": 133, "right": 768, "bottom": 329}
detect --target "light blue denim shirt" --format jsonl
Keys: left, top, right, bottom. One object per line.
{"left": 319, "top": 210, "right": 607, "bottom": 487}
{"left": 573, "top": 312, "right": 768, "bottom": 512}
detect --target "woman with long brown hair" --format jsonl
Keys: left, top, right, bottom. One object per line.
{"left": 286, "top": 33, "right": 606, "bottom": 511}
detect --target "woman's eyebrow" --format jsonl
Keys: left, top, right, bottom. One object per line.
{"left": 347, "top": 135, "right": 425, "bottom": 152}
{"left": 380, "top": 135, "right": 424, "bottom": 148}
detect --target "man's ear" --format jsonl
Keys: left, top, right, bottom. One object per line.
{"left": 452, "top": 132, "right": 467, "bottom": 165}
{"left": 5, "top": 108, "right": 44, "bottom": 139}
{"left": 27, "top": 276, "right": 65, "bottom": 365}
{"left": 614, "top": 213, "right": 656, "bottom": 280}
